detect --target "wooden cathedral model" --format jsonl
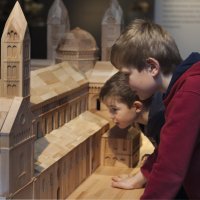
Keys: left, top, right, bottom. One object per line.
{"left": 0, "top": 1, "right": 141, "bottom": 199}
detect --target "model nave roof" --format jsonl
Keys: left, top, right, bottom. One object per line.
{"left": 34, "top": 111, "right": 109, "bottom": 173}
{"left": 30, "top": 61, "right": 88, "bottom": 104}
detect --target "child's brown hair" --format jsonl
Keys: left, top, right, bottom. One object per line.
{"left": 110, "top": 19, "right": 182, "bottom": 75}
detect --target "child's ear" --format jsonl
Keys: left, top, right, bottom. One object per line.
{"left": 146, "top": 57, "right": 160, "bottom": 77}
{"left": 133, "top": 101, "right": 143, "bottom": 113}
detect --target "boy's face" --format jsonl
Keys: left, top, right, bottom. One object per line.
{"left": 121, "top": 67, "right": 158, "bottom": 100}
{"left": 104, "top": 97, "right": 138, "bottom": 129}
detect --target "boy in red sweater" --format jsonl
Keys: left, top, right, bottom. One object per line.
{"left": 110, "top": 19, "right": 200, "bottom": 199}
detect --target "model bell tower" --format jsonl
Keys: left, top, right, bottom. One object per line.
{"left": 0, "top": 0, "right": 30, "bottom": 98}
{"left": 0, "top": 2, "right": 34, "bottom": 199}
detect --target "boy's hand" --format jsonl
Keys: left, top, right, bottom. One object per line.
{"left": 111, "top": 171, "right": 147, "bottom": 189}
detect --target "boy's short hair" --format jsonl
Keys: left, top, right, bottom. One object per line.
{"left": 100, "top": 71, "right": 151, "bottom": 109}
{"left": 110, "top": 19, "right": 182, "bottom": 75}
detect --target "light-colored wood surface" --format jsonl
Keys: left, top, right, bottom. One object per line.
{"left": 68, "top": 133, "right": 154, "bottom": 199}
{"left": 68, "top": 166, "right": 144, "bottom": 199}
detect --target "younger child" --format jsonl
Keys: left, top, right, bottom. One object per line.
{"left": 99, "top": 71, "right": 164, "bottom": 189}
{"left": 110, "top": 19, "right": 199, "bottom": 199}
{"left": 100, "top": 71, "right": 150, "bottom": 129}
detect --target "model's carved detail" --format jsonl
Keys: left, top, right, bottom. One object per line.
{"left": 47, "top": 0, "right": 70, "bottom": 60}
{"left": 101, "top": 0, "right": 124, "bottom": 61}
{"left": 7, "top": 28, "right": 19, "bottom": 41}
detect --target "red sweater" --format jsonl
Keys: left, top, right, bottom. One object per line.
{"left": 141, "top": 56, "right": 200, "bottom": 199}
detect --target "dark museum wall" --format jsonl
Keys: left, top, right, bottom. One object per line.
{"left": 0, "top": 0, "right": 154, "bottom": 59}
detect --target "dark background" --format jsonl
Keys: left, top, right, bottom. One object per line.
{"left": 0, "top": 0, "right": 154, "bottom": 59}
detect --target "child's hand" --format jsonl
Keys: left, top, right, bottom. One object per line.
{"left": 111, "top": 171, "right": 147, "bottom": 190}
{"left": 112, "top": 173, "right": 129, "bottom": 182}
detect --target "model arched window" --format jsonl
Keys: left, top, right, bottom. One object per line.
{"left": 7, "top": 84, "right": 12, "bottom": 96}
{"left": 14, "top": 32, "right": 18, "bottom": 40}
{"left": 12, "top": 45, "right": 17, "bottom": 58}
{"left": 7, "top": 65, "right": 12, "bottom": 77}
{"left": 7, "top": 45, "right": 12, "bottom": 57}
{"left": 12, "top": 65, "right": 17, "bottom": 77}
{"left": 12, "top": 84, "right": 16, "bottom": 96}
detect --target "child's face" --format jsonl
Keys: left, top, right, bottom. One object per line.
{"left": 121, "top": 67, "right": 158, "bottom": 100}
{"left": 104, "top": 97, "right": 138, "bottom": 129}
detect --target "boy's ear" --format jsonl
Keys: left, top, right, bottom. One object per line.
{"left": 146, "top": 57, "right": 160, "bottom": 77}
{"left": 133, "top": 101, "right": 143, "bottom": 113}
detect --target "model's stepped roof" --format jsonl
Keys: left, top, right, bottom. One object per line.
{"left": 30, "top": 61, "right": 87, "bottom": 104}
{"left": 1, "top": 1, "right": 27, "bottom": 41}
{"left": 88, "top": 61, "right": 118, "bottom": 84}
{"left": 34, "top": 111, "right": 108, "bottom": 173}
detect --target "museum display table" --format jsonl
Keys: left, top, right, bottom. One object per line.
{"left": 68, "top": 166, "right": 144, "bottom": 199}
{"left": 68, "top": 133, "right": 154, "bottom": 199}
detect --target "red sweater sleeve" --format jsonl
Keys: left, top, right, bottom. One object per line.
{"left": 141, "top": 91, "right": 200, "bottom": 199}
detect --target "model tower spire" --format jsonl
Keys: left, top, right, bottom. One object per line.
{"left": 0, "top": 2, "right": 34, "bottom": 199}
{"left": 101, "top": 0, "right": 124, "bottom": 61}
{"left": 47, "top": 0, "right": 70, "bottom": 61}
{"left": 0, "top": 1, "right": 30, "bottom": 98}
